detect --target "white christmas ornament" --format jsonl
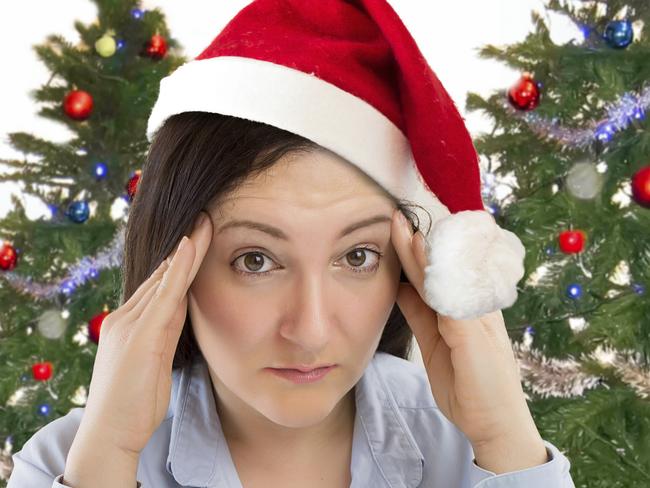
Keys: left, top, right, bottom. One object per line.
{"left": 36, "top": 309, "right": 68, "bottom": 339}
{"left": 566, "top": 160, "right": 604, "bottom": 200}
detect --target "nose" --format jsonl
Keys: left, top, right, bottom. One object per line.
{"left": 279, "top": 272, "right": 332, "bottom": 352}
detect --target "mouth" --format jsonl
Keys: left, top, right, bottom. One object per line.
{"left": 272, "top": 364, "right": 337, "bottom": 373}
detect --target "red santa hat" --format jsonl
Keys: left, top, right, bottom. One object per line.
{"left": 146, "top": 0, "right": 526, "bottom": 321}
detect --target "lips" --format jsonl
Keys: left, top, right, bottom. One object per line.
{"left": 273, "top": 364, "right": 336, "bottom": 373}
{"left": 266, "top": 365, "right": 336, "bottom": 384}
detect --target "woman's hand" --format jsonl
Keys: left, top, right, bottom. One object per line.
{"left": 76, "top": 211, "right": 213, "bottom": 458}
{"left": 390, "top": 208, "right": 548, "bottom": 473}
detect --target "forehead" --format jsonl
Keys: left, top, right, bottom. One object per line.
{"left": 213, "top": 148, "right": 394, "bottom": 216}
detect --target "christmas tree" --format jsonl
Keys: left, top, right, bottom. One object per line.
{"left": 465, "top": 1, "right": 650, "bottom": 486}
{"left": 0, "top": 1, "right": 185, "bottom": 484}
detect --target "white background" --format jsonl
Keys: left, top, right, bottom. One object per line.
{"left": 0, "top": 0, "right": 581, "bottom": 218}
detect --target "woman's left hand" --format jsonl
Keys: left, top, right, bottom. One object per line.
{"left": 390, "top": 208, "right": 548, "bottom": 473}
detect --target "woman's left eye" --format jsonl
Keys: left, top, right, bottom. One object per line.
{"left": 231, "top": 246, "right": 383, "bottom": 279}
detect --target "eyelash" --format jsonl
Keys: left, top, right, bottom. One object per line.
{"left": 231, "top": 246, "right": 384, "bottom": 279}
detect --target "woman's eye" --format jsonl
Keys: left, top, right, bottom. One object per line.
{"left": 231, "top": 247, "right": 383, "bottom": 279}
{"left": 232, "top": 251, "right": 276, "bottom": 277}
{"left": 343, "top": 247, "right": 383, "bottom": 274}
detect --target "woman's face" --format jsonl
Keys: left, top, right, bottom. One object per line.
{"left": 188, "top": 148, "right": 402, "bottom": 429}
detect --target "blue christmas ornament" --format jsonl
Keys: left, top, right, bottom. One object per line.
{"left": 66, "top": 200, "right": 90, "bottom": 223}
{"left": 524, "top": 325, "right": 535, "bottom": 335}
{"left": 116, "top": 38, "right": 126, "bottom": 50}
{"left": 131, "top": 8, "right": 144, "bottom": 19}
{"left": 567, "top": 283, "right": 582, "bottom": 299}
{"left": 94, "top": 162, "right": 108, "bottom": 180}
{"left": 47, "top": 204, "right": 58, "bottom": 219}
{"left": 37, "top": 403, "right": 51, "bottom": 416}
{"left": 60, "top": 278, "right": 77, "bottom": 296}
{"left": 486, "top": 203, "right": 499, "bottom": 216}
{"left": 545, "top": 246, "right": 555, "bottom": 256}
{"left": 603, "top": 19, "right": 634, "bottom": 49}
{"left": 632, "top": 283, "right": 645, "bottom": 295}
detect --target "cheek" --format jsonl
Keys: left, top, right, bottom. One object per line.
{"left": 188, "top": 266, "right": 272, "bottom": 361}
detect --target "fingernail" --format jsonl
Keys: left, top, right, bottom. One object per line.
{"left": 398, "top": 211, "right": 411, "bottom": 234}
{"left": 413, "top": 231, "right": 425, "bottom": 253}
{"left": 195, "top": 212, "right": 206, "bottom": 229}
{"left": 394, "top": 208, "right": 404, "bottom": 224}
{"left": 179, "top": 235, "right": 189, "bottom": 250}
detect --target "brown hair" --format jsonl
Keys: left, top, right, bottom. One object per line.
{"left": 121, "top": 112, "right": 431, "bottom": 370}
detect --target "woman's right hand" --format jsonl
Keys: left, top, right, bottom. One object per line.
{"left": 74, "top": 210, "right": 213, "bottom": 458}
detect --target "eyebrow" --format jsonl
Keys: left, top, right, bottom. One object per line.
{"left": 217, "top": 214, "right": 392, "bottom": 241}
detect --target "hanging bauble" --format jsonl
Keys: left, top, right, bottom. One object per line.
{"left": 565, "top": 160, "right": 605, "bottom": 200}
{"left": 36, "top": 309, "right": 68, "bottom": 339}
{"left": 131, "top": 8, "right": 145, "bottom": 20}
{"left": 507, "top": 72, "right": 541, "bottom": 111}
{"left": 141, "top": 34, "right": 168, "bottom": 60}
{"left": 66, "top": 200, "right": 90, "bottom": 223}
{"left": 631, "top": 165, "right": 650, "bottom": 208}
{"left": 0, "top": 241, "right": 18, "bottom": 271}
{"left": 558, "top": 230, "right": 586, "bottom": 254}
{"left": 603, "top": 19, "right": 634, "bottom": 49}
{"left": 95, "top": 32, "right": 117, "bottom": 58}
{"left": 88, "top": 306, "right": 110, "bottom": 344}
{"left": 63, "top": 89, "right": 93, "bottom": 120}
{"left": 32, "top": 361, "right": 53, "bottom": 381}
{"left": 94, "top": 161, "right": 108, "bottom": 180}
{"left": 37, "top": 403, "right": 51, "bottom": 416}
{"left": 126, "top": 169, "right": 142, "bottom": 201}
{"left": 566, "top": 283, "right": 583, "bottom": 299}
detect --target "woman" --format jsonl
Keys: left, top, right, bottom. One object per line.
{"left": 8, "top": 1, "right": 576, "bottom": 487}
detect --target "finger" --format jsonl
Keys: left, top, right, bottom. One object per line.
{"left": 391, "top": 208, "right": 424, "bottom": 295}
{"left": 128, "top": 234, "right": 196, "bottom": 355}
{"left": 126, "top": 277, "right": 162, "bottom": 322}
{"left": 396, "top": 282, "right": 441, "bottom": 361}
{"left": 160, "top": 293, "right": 189, "bottom": 371}
{"left": 185, "top": 211, "right": 213, "bottom": 289}
{"left": 436, "top": 313, "right": 487, "bottom": 350}
{"left": 112, "top": 260, "right": 170, "bottom": 319}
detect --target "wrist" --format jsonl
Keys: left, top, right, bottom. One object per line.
{"left": 472, "top": 427, "right": 548, "bottom": 475}
{"left": 64, "top": 426, "right": 140, "bottom": 488}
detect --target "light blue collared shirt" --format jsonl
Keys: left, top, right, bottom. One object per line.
{"left": 9, "top": 351, "right": 575, "bottom": 487}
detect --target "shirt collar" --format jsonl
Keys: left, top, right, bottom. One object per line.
{"left": 166, "top": 352, "right": 424, "bottom": 487}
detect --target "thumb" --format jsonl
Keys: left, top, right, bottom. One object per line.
{"left": 396, "top": 282, "right": 441, "bottom": 357}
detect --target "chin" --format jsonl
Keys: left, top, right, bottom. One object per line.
{"left": 252, "top": 383, "right": 348, "bottom": 429}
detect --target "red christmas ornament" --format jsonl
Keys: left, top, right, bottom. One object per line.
{"left": 126, "top": 169, "right": 142, "bottom": 201}
{"left": 32, "top": 361, "right": 53, "bottom": 381}
{"left": 0, "top": 241, "right": 18, "bottom": 271}
{"left": 88, "top": 306, "right": 110, "bottom": 344}
{"left": 142, "top": 34, "right": 168, "bottom": 60}
{"left": 631, "top": 165, "right": 650, "bottom": 208}
{"left": 63, "top": 89, "right": 93, "bottom": 120}
{"left": 508, "top": 72, "right": 541, "bottom": 111}
{"left": 558, "top": 230, "right": 586, "bottom": 254}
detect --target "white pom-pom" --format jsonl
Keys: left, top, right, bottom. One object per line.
{"left": 421, "top": 210, "right": 526, "bottom": 320}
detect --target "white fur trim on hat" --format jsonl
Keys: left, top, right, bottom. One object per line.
{"left": 421, "top": 210, "right": 526, "bottom": 321}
